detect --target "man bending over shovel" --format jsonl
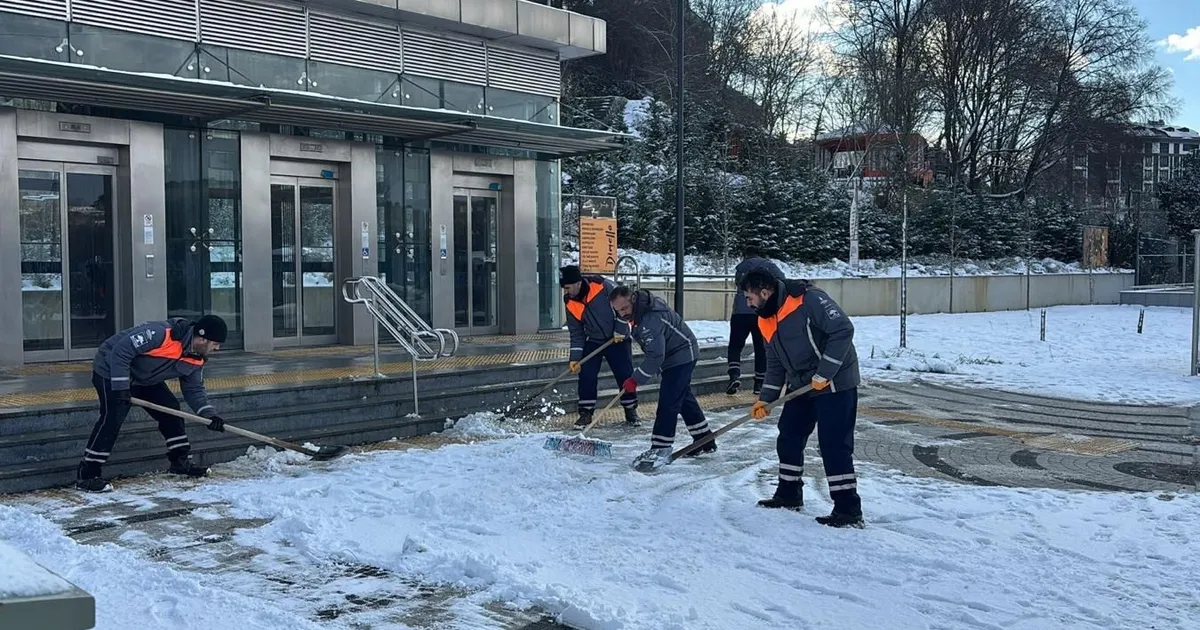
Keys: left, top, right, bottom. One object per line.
{"left": 609, "top": 287, "right": 716, "bottom": 471}
{"left": 77, "top": 316, "right": 228, "bottom": 492}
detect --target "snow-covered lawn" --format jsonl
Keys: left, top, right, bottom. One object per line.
{"left": 2, "top": 423, "right": 1196, "bottom": 630}
{"left": 694, "top": 305, "right": 1200, "bottom": 405}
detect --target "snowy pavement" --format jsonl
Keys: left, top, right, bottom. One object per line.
{"left": 2, "top": 403, "right": 1197, "bottom": 630}
{"left": 690, "top": 305, "right": 1200, "bottom": 406}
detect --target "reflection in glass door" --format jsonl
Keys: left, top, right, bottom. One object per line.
{"left": 453, "top": 189, "right": 499, "bottom": 334}
{"left": 271, "top": 177, "right": 337, "bottom": 346}
{"left": 18, "top": 163, "right": 117, "bottom": 360}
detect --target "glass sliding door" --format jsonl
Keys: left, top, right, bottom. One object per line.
{"left": 452, "top": 188, "right": 500, "bottom": 335}
{"left": 376, "top": 146, "right": 432, "bottom": 324}
{"left": 164, "top": 129, "right": 244, "bottom": 348}
{"left": 18, "top": 161, "right": 117, "bottom": 361}
{"left": 271, "top": 176, "right": 337, "bottom": 346}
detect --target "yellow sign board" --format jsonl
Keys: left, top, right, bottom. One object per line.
{"left": 579, "top": 216, "right": 618, "bottom": 275}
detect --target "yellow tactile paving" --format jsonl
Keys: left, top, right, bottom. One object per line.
{"left": 0, "top": 348, "right": 571, "bottom": 410}
{"left": 1020, "top": 434, "right": 1139, "bottom": 456}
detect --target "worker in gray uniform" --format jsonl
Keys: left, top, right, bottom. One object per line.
{"left": 77, "top": 315, "right": 228, "bottom": 492}
{"left": 742, "top": 270, "right": 864, "bottom": 528}
{"left": 609, "top": 286, "right": 716, "bottom": 471}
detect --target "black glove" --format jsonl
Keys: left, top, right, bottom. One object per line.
{"left": 206, "top": 415, "right": 225, "bottom": 432}
{"left": 110, "top": 388, "right": 131, "bottom": 405}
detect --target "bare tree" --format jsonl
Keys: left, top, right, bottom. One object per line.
{"left": 833, "top": 0, "right": 935, "bottom": 347}
{"left": 744, "top": 6, "right": 822, "bottom": 138}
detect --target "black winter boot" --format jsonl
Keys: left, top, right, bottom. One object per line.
{"left": 725, "top": 378, "right": 741, "bottom": 395}
{"left": 168, "top": 455, "right": 209, "bottom": 478}
{"left": 623, "top": 406, "right": 642, "bottom": 427}
{"left": 75, "top": 462, "right": 112, "bottom": 493}
{"left": 753, "top": 376, "right": 765, "bottom": 395}
{"left": 684, "top": 432, "right": 717, "bottom": 457}
{"left": 574, "top": 408, "right": 594, "bottom": 429}
{"left": 757, "top": 480, "right": 802, "bottom": 510}
{"left": 816, "top": 511, "right": 865, "bottom": 529}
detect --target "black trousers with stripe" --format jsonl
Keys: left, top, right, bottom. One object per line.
{"left": 650, "top": 361, "right": 711, "bottom": 448}
{"left": 577, "top": 338, "right": 637, "bottom": 412}
{"left": 727, "top": 313, "right": 766, "bottom": 381}
{"left": 80, "top": 372, "right": 191, "bottom": 477}
{"left": 775, "top": 387, "right": 862, "bottom": 515}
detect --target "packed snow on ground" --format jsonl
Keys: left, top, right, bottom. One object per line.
{"left": 562, "top": 248, "right": 1132, "bottom": 281}
{"left": 0, "top": 539, "right": 74, "bottom": 598}
{"left": 0, "top": 504, "right": 329, "bottom": 629}
{"left": 696, "top": 304, "right": 1200, "bottom": 405}
{"left": 5, "top": 424, "right": 1194, "bottom": 630}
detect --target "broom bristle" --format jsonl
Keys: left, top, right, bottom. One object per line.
{"left": 543, "top": 435, "right": 613, "bottom": 458}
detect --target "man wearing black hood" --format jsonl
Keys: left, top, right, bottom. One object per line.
{"left": 727, "top": 245, "right": 785, "bottom": 395}
{"left": 740, "top": 269, "right": 864, "bottom": 528}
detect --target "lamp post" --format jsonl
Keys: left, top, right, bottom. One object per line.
{"left": 673, "top": 0, "right": 685, "bottom": 316}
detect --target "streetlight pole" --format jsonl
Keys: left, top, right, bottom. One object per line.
{"left": 673, "top": 0, "right": 685, "bottom": 316}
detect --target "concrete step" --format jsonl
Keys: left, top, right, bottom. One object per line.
{"left": 0, "top": 347, "right": 731, "bottom": 432}
{"left": 0, "top": 355, "right": 743, "bottom": 494}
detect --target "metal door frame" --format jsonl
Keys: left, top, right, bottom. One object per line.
{"left": 453, "top": 187, "right": 501, "bottom": 336}
{"left": 270, "top": 175, "right": 339, "bottom": 348}
{"left": 18, "top": 160, "right": 121, "bottom": 363}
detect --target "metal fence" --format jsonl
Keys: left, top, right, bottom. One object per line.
{"left": 1135, "top": 235, "right": 1195, "bottom": 286}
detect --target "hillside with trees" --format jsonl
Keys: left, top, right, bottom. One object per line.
{"left": 549, "top": 0, "right": 1176, "bottom": 272}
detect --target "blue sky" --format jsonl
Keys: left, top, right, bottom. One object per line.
{"left": 1135, "top": 0, "right": 1200, "bottom": 125}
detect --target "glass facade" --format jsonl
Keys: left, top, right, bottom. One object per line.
{"left": 68, "top": 24, "right": 195, "bottom": 76}
{"left": 0, "top": 14, "right": 559, "bottom": 128}
{"left": 377, "top": 145, "right": 433, "bottom": 322}
{"left": 0, "top": 13, "right": 69, "bottom": 61}
{"left": 487, "top": 88, "right": 557, "bottom": 124}
{"left": 536, "top": 159, "right": 563, "bottom": 330}
{"left": 164, "top": 128, "right": 244, "bottom": 347}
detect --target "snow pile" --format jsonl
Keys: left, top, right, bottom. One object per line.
{"left": 0, "top": 539, "right": 73, "bottom": 598}
{"left": 0, "top": 506, "right": 328, "bottom": 629}
{"left": 169, "top": 429, "right": 1199, "bottom": 630}
{"left": 221, "top": 445, "right": 313, "bottom": 474}
{"left": 443, "top": 412, "right": 512, "bottom": 438}
{"left": 570, "top": 248, "right": 1132, "bottom": 280}
{"left": 699, "top": 304, "right": 1200, "bottom": 404}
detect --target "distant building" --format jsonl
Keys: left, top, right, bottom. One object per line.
{"left": 1075, "top": 121, "right": 1200, "bottom": 211}
{"left": 813, "top": 125, "right": 933, "bottom": 188}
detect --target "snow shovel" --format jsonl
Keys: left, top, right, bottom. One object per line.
{"left": 503, "top": 338, "right": 616, "bottom": 420}
{"left": 633, "top": 384, "right": 815, "bottom": 473}
{"left": 131, "top": 398, "right": 350, "bottom": 461}
{"left": 541, "top": 388, "right": 624, "bottom": 458}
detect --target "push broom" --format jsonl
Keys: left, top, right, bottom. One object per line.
{"left": 541, "top": 387, "right": 625, "bottom": 457}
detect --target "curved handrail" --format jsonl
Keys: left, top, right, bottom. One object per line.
{"left": 615, "top": 255, "right": 642, "bottom": 290}
{"left": 341, "top": 276, "right": 456, "bottom": 362}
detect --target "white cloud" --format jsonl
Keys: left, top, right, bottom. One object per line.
{"left": 1161, "top": 26, "right": 1200, "bottom": 61}
{"left": 756, "top": 0, "right": 844, "bottom": 34}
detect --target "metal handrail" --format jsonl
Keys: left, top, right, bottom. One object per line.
{"left": 342, "top": 276, "right": 460, "bottom": 416}
{"left": 615, "top": 255, "right": 642, "bottom": 289}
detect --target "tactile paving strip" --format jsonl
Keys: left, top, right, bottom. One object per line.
{"left": 1020, "top": 434, "right": 1140, "bottom": 456}
{"left": 0, "top": 349, "right": 571, "bottom": 409}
